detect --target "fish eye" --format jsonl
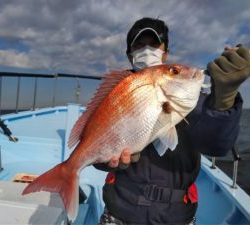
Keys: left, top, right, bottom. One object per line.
{"left": 170, "top": 66, "right": 180, "bottom": 75}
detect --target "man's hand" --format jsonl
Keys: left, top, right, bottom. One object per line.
{"left": 207, "top": 44, "right": 250, "bottom": 110}
{"left": 108, "top": 148, "right": 140, "bottom": 169}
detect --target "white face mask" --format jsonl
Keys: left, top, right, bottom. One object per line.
{"left": 131, "top": 45, "right": 164, "bottom": 71}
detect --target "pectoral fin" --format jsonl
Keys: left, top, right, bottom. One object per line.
{"left": 153, "top": 127, "right": 178, "bottom": 156}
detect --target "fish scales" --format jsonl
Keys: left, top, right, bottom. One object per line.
{"left": 84, "top": 79, "right": 159, "bottom": 160}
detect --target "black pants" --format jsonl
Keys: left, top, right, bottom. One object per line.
{"left": 99, "top": 208, "right": 196, "bottom": 225}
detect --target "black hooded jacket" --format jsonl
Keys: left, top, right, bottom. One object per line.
{"left": 94, "top": 93, "right": 243, "bottom": 225}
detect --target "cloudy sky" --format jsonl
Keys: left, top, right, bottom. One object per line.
{"left": 0, "top": 0, "right": 250, "bottom": 108}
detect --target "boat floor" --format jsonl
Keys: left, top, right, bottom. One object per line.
{"left": 0, "top": 106, "right": 249, "bottom": 224}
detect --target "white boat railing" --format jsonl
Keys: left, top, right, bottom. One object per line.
{"left": 209, "top": 146, "right": 241, "bottom": 189}
{"left": 0, "top": 71, "right": 103, "bottom": 114}
{"left": 231, "top": 146, "right": 241, "bottom": 189}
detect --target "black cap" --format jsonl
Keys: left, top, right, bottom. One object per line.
{"left": 126, "top": 17, "right": 169, "bottom": 54}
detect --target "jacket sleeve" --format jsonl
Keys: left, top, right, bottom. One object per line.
{"left": 186, "top": 92, "right": 243, "bottom": 156}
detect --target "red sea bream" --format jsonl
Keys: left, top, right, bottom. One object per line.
{"left": 22, "top": 64, "right": 204, "bottom": 221}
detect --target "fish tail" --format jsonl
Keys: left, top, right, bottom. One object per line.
{"left": 22, "top": 161, "right": 80, "bottom": 222}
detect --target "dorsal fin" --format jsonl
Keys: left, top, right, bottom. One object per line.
{"left": 67, "top": 70, "right": 132, "bottom": 149}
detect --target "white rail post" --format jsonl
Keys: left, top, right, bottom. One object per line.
{"left": 0, "top": 146, "right": 3, "bottom": 172}
{"left": 210, "top": 157, "right": 216, "bottom": 169}
{"left": 0, "top": 76, "right": 2, "bottom": 115}
{"left": 231, "top": 146, "right": 241, "bottom": 189}
{"left": 16, "top": 77, "right": 21, "bottom": 113}
{"left": 32, "top": 77, "right": 38, "bottom": 111}
{"left": 52, "top": 74, "right": 58, "bottom": 107}
{"left": 75, "top": 78, "right": 81, "bottom": 104}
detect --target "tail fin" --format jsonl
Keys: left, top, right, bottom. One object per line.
{"left": 22, "top": 162, "right": 79, "bottom": 222}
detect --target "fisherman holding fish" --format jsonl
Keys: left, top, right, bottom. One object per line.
{"left": 95, "top": 18, "right": 250, "bottom": 225}
{"left": 22, "top": 17, "right": 250, "bottom": 225}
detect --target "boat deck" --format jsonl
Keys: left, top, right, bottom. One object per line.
{"left": 0, "top": 105, "right": 250, "bottom": 225}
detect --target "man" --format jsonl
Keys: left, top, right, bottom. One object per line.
{"left": 95, "top": 17, "right": 250, "bottom": 225}
{"left": 0, "top": 119, "right": 18, "bottom": 142}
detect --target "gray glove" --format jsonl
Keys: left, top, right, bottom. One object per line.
{"left": 118, "top": 152, "right": 141, "bottom": 169}
{"left": 207, "top": 44, "right": 250, "bottom": 110}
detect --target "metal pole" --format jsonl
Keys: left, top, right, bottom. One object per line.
{"left": 0, "top": 146, "right": 3, "bottom": 172}
{"left": 231, "top": 146, "right": 241, "bottom": 189}
{"left": 0, "top": 77, "right": 2, "bottom": 115}
{"left": 232, "top": 160, "right": 239, "bottom": 189}
{"left": 75, "top": 78, "right": 81, "bottom": 104}
{"left": 33, "top": 77, "right": 38, "bottom": 110}
{"left": 52, "top": 76, "right": 57, "bottom": 107}
{"left": 210, "top": 157, "right": 216, "bottom": 169}
{"left": 16, "top": 77, "right": 21, "bottom": 113}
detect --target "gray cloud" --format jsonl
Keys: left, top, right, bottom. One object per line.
{"left": 0, "top": 0, "right": 249, "bottom": 75}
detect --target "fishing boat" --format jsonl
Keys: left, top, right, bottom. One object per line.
{"left": 0, "top": 72, "right": 249, "bottom": 225}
